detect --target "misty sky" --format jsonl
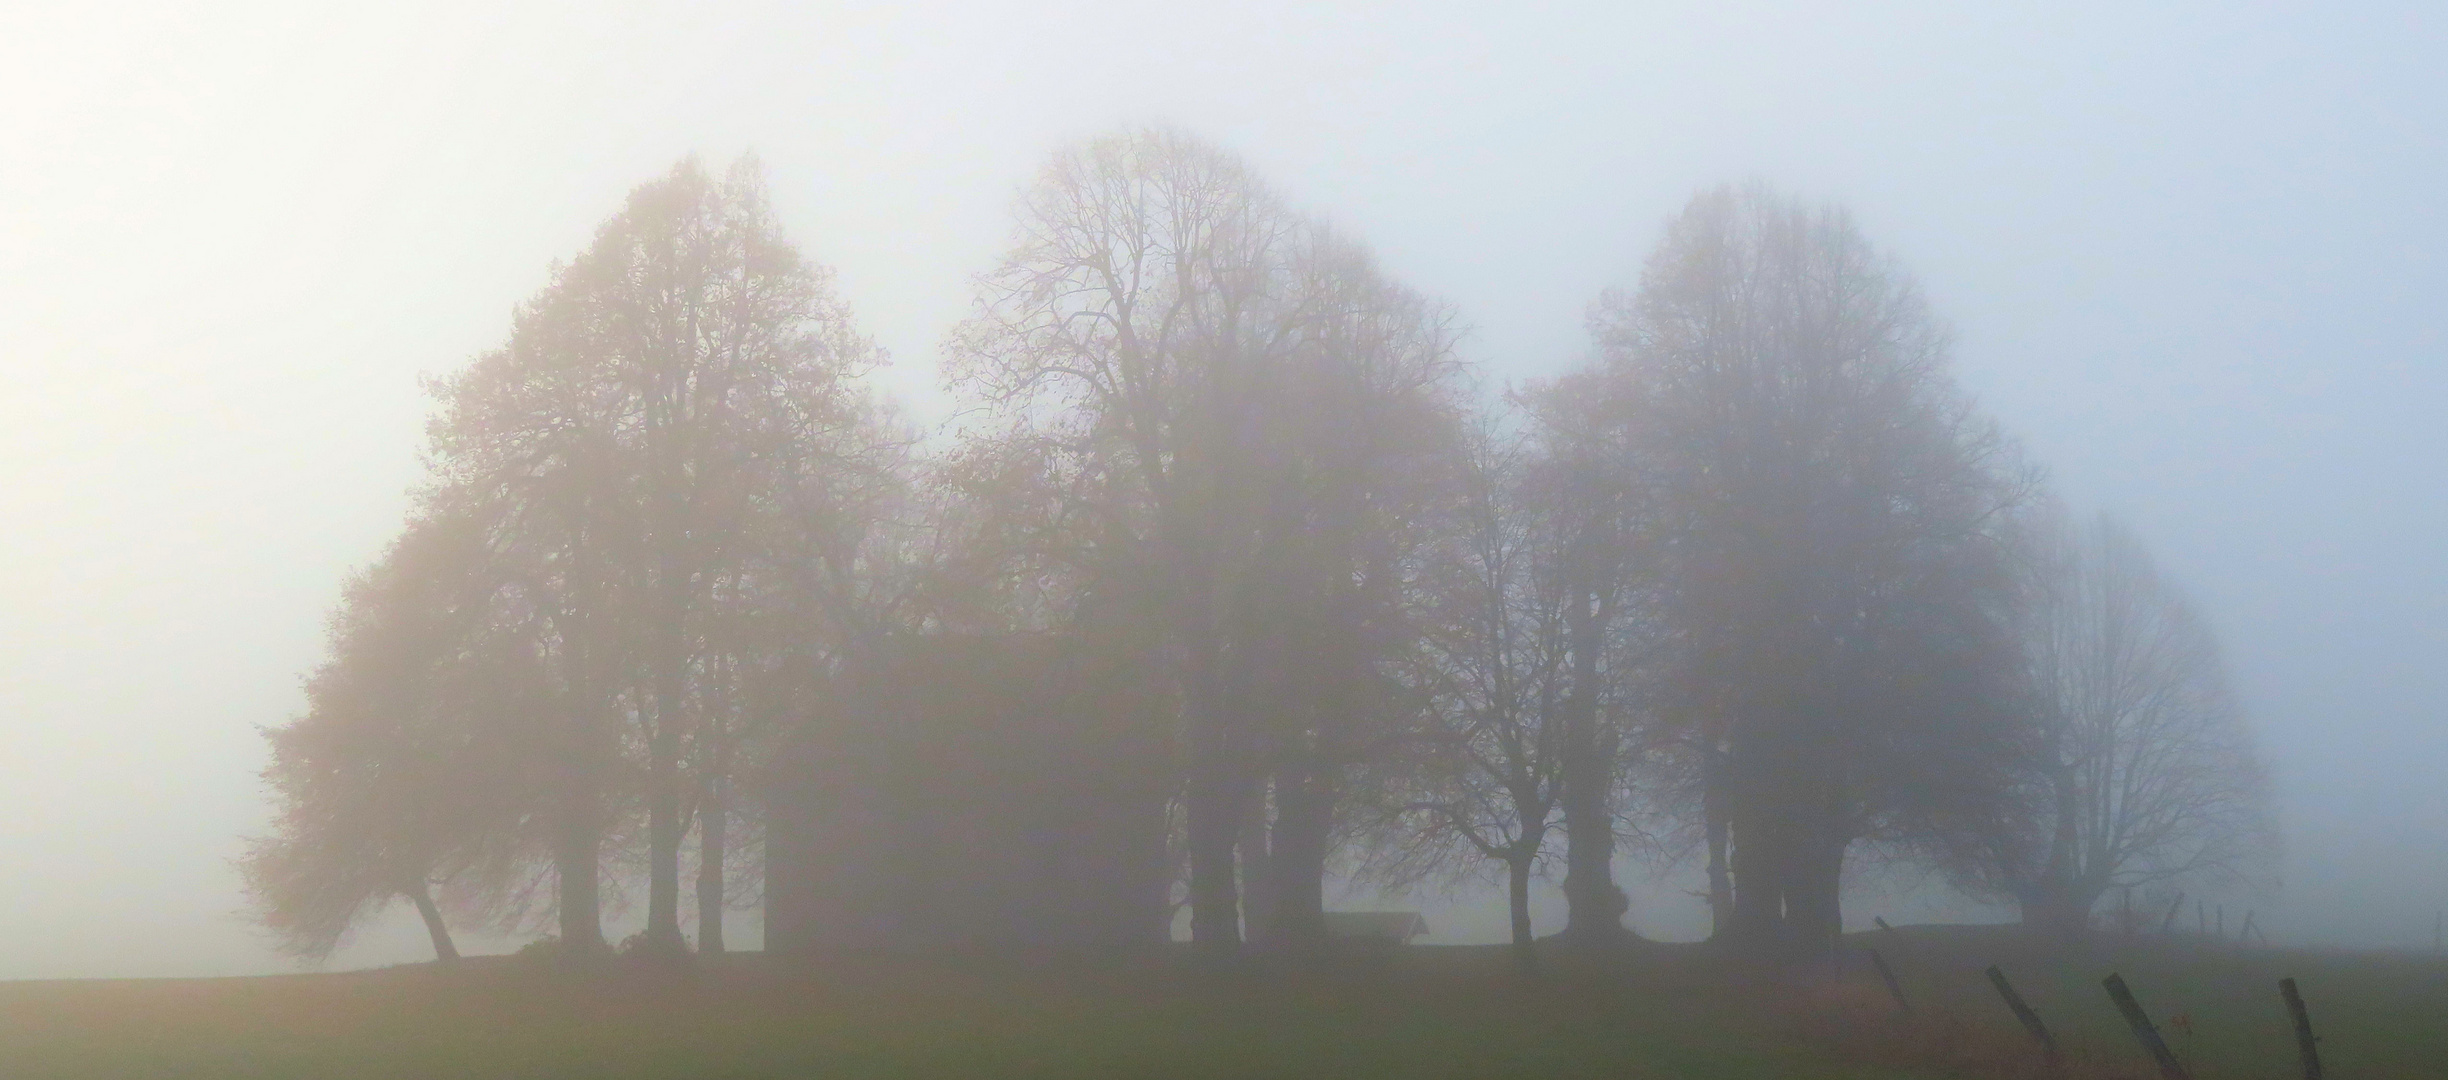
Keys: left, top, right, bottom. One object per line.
{"left": 4, "top": 1, "right": 2442, "bottom": 978}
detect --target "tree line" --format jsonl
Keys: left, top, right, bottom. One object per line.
{"left": 242, "top": 131, "right": 2275, "bottom": 969}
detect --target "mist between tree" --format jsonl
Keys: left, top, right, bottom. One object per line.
{"left": 242, "top": 129, "right": 2275, "bottom": 972}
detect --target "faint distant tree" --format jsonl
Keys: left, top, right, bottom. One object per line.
{"left": 1974, "top": 507, "right": 2277, "bottom": 933}
{"left": 242, "top": 513, "right": 547, "bottom": 963}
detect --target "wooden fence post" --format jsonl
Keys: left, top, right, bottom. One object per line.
{"left": 2160, "top": 891, "right": 2187, "bottom": 934}
{"left": 1868, "top": 948, "right": 1909, "bottom": 1015}
{"left": 1985, "top": 965, "right": 2060, "bottom": 1067}
{"left": 2280, "top": 977, "right": 2323, "bottom": 1080}
{"left": 2102, "top": 973, "right": 2190, "bottom": 1080}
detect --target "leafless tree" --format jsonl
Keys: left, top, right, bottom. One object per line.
{"left": 1357, "top": 414, "right": 1572, "bottom": 970}
{"left": 1974, "top": 506, "right": 2278, "bottom": 933}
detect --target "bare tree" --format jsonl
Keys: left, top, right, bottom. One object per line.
{"left": 1358, "top": 414, "right": 1572, "bottom": 971}
{"left": 1978, "top": 507, "right": 2277, "bottom": 933}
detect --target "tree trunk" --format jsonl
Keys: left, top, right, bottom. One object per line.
{"left": 2019, "top": 758, "right": 2088, "bottom": 937}
{"left": 2017, "top": 881, "right": 2086, "bottom": 938}
{"left": 408, "top": 880, "right": 458, "bottom": 962}
{"left": 1702, "top": 745, "right": 1735, "bottom": 941}
{"left": 1265, "top": 760, "right": 1333, "bottom": 947}
{"left": 642, "top": 549, "right": 692, "bottom": 956}
{"left": 1184, "top": 652, "right": 1248, "bottom": 956}
{"left": 553, "top": 542, "right": 608, "bottom": 956}
{"left": 1238, "top": 778, "right": 1274, "bottom": 945}
{"left": 1787, "top": 828, "right": 1846, "bottom": 958}
{"left": 1727, "top": 791, "right": 1788, "bottom": 951}
{"left": 645, "top": 697, "right": 684, "bottom": 953}
{"left": 1507, "top": 850, "right": 1538, "bottom": 975}
{"left": 554, "top": 794, "right": 603, "bottom": 951}
{"left": 697, "top": 774, "right": 727, "bottom": 955}
{"left": 2063, "top": 880, "right": 2111, "bottom": 937}
{"left": 1187, "top": 768, "right": 1246, "bottom": 956}
{"left": 1559, "top": 590, "right": 1624, "bottom": 943}
{"left": 555, "top": 688, "right": 606, "bottom": 954}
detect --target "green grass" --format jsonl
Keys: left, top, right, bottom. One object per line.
{"left": 1859, "top": 924, "right": 2448, "bottom": 1079}
{"left": 0, "top": 930, "right": 2438, "bottom": 1079}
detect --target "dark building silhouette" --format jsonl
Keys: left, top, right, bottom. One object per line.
{"left": 764, "top": 633, "right": 1172, "bottom": 951}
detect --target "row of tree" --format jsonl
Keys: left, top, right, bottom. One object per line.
{"left": 243, "top": 131, "right": 2274, "bottom": 968}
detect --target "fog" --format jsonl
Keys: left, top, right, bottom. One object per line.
{"left": 3, "top": 1, "right": 2442, "bottom": 979}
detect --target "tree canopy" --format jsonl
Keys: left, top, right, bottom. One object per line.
{"left": 248, "top": 143, "right": 2274, "bottom": 970}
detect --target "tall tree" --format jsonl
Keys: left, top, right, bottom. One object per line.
{"left": 1522, "top": 374, "right": 1651, "bottom": 944}
{"left": 948, "top": 129, "right": 1461, "bottom": 956}
{"left": 419, "top": 155, "right": 889, "bottom": 956}
{"left": 1594, "top": 183, "right": 2028, "bottom": 957}
{"left": 1242, "top": 229, "right": 1463, "bottom": 948}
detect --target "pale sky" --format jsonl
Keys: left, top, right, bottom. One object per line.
{"left": 4, "top": 1, "right": 2442, "bottom": 978}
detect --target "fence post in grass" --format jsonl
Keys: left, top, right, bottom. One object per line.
{"left": 2160, "top": 891, "right": 2187, "bottom": 934}
{"left": 1985, "top": 965, "right": 2060, "bottom": 1068}
{"left": 1868, "top": 948, "right": 1909, "bottom": 1015}
{"left": 2102, "top": 973, "right": 2190, "bottom": 1080}
{"left": 2280, "top": 977, "right": 2323, "bottom": 1080}
{"left": 1872, "top": 917, "right": 1909, "bottom": 966}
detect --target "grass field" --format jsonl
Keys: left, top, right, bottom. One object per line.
{"left": 1, "top": 928, "right": 2439, "bottom": 1079}
{"left": 1850, "top": 925, "right": 2448, "bottom": 1078}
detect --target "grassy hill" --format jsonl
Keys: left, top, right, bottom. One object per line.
{"left": 1, "top": 928, "right": 2438, "bottom": 1078}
